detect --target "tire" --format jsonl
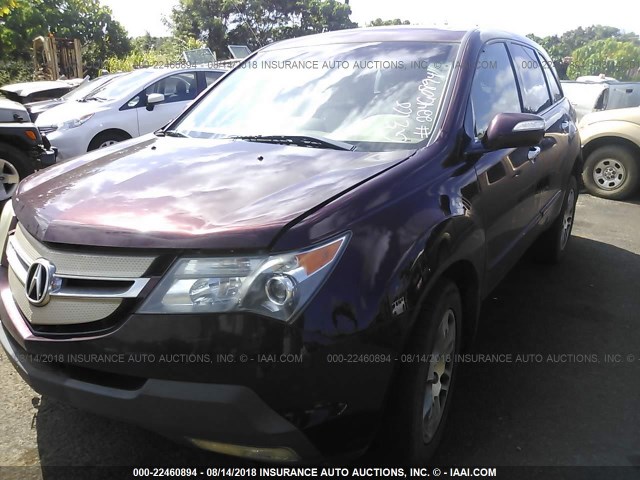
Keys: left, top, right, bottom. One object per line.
{"left": 376, "top": 279, "right": 462, "bottom": 465}
{"left": 0, "top": 142, "right": 34, "bottom": 202}
{"left": 582, "top": 145, "right": 639, "bottom": 200}
{"left": 533, "top": 175, "right": 578, "bottom": 264}
{"left": 88, "top": 131, "right": 130, "bottom": 152}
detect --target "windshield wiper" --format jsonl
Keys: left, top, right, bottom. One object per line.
{"left": 85, "top": 96, "right": 107, "bottom": 101}
{"left": 229, "top": 135, "right": 356, "bottom": 151}
{"left": 155, "top": 129, "right": 189, "bottom": 138}
{"left": 164, "top": 130, "right": 188, "bottom": 138}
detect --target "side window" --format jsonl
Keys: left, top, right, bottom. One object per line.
{"left": 205, "top": 71, "right": 223, "bottom": 87}
{"left": 540, "top": 54, "right": 563, "bottom": 103}
{"left": 470, "top": 42, "right": 521, "bottom": 137}
{"left": 510, "top": 44, "right": 552, "bottom": 113}
{"left": 145, "top": 72, "right": 198, "bottom": 104}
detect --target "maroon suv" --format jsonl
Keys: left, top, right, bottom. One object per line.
{"left": 0, "top": 27, "right": 581, "bottom": 464}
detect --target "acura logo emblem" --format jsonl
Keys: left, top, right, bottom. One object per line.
{"left": 25, "top": 258, "right": 56, "bottom": 306}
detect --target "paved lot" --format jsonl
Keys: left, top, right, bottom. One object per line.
{"left": 0, "top": 193, "right": 639, "bottom": 474}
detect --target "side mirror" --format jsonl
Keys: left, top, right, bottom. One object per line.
{"left": 483, "top": 113, "right": 545, "bottom": 150}
{"left": 146, "top": 93, "right": 165, "bottom": 111}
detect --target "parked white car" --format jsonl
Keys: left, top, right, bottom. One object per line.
{"left": 36, "top": 67, "right": 226, "bottom": 160}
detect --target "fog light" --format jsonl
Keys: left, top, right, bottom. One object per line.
{"left": 190, "top": 438, "right": 300, "bottom": 462}
{"left": 265, "top": 275, "right": 295, "bottom": 306}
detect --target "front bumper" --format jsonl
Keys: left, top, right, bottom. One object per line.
{"left": 0, "top": 263, "right": 392, "bottom": 461}
{"left": 37, "top": 135, "right": 56, "bottom": 168}
{"left": 0, "top": 321, "right": 321, "bottom": 462}
{"left": 40, "top": 128, "right": 86, "bottom": 161}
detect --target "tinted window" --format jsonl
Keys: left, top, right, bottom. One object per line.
{"left": 146, "top": 72, "right": 198, "bottom": 104}
{"left": 540, "top": 55, "right": 563, "bottom": 103}
{"left": 470, "top": 43, "right": 521, "bottom": 137}
{"left": 510, "top": 44, "right": 552, "bottom": 113}
{"left": 205, "top": 71, "right": 223, "bottom": 87}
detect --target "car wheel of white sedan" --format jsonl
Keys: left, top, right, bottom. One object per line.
{"left": 88, "top": 131, "right": 130, "bottom": 152}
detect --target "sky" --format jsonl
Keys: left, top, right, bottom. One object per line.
{"left": 102, "top": 0, "right": 640, "bottom": 40}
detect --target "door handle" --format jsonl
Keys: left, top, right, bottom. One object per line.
{"left": 528, "top": 146, "right": 541, "bottom": 162}
{"left": 561, "top": 120, "right": 570, "bottom": 133}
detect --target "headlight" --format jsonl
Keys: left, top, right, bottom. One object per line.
{"left": 138, "top": 234, "right": 349, "bottom": 321}
{"left": 57, "top": 113, "right": 94, "bottom": 131}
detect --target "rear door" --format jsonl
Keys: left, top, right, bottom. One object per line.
{"left": 135, "top": 71, "right": 199, "bottom": 134}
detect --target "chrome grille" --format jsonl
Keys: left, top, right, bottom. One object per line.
{"left": 5, "top": 223, "right": 156, "bottom": 326}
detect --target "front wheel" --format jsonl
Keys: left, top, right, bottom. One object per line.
{"left": 0, "top": 143, "right": 34, "bottom": 201}
{"left": 377, "top": 279, "right": 462, "bottom": 465}
{"left": 88, "top": 131, "right": 130, "bottom": 152}
{"left": 582, "top": 145, "right": 639, "bottom": 200}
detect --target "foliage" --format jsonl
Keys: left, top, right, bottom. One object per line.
{"left": 0, "top": 59, "right": 34, "bottom": 86}
{"left": 168, "top": 0, "right": 357, "bottom": 58}
{"left": 105, "top": 35, "right": 206, "bottom": 72}
{"left": 0, "top": 0, "right": 132, "bottom": 79}
{"left": 0, "top": 0, "right": 19, "bottom": 17}
{"left": 567, "top": 39, "right": 640, "bottom": 80}
{"left": 527, "top": 25, "right": 639, "bottom": 79}
{"left": 367, "top": 18, "right": 410, "bottom": 27}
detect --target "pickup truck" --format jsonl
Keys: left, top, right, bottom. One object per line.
{"left": 579, "top": 106, "right": 640, "bottom": 199}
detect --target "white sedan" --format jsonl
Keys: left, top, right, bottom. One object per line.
{"left": 36, "top": 67, "right": 226, "bottom": 160}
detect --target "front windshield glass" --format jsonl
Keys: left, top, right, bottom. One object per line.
{"left": 85, "top": 69, "right": 157, "bottom": 101}
{"left": 173, "top": 41, "right": 459, "bottom": 151}
{"left": 62, "top": 75, "right": 121, "bottom": 101}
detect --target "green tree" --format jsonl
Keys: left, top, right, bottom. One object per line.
{"left": 166, "top": 0, "right": 232, "bottom": 58}
{"left": 0, "top": 0, "right": 131, "bottom": 77}
{"left": 567, "top": 38, "right": 640, "bottom": 80}
{"left": 0, "top": 0, "right": 19, "bottom": 17}
{"left": 527, "top": 25, "right": 639, "bottom": 79}
{"left": 169, "top": 0, "right": 357, "bottom": 58}
{"left": 367, "top": 18, "right": 410, "bottom": 26}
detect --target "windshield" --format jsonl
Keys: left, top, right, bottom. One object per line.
{"left": 85, "top": 69, "right": 157, "bottom": 101}
{"left": 172, "top": 41, "right": 459, "bottom": 151}
{"left": 62, "top": 74, "right": 122, "bottom": 101}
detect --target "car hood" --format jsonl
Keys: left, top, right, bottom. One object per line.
{"left": 25, "top": 98, "right": 64, "bottom": 114}
{"left": 34, "top": 99, "right": 110, "bottom": 126}
{"left": 0, "top": 80, "right": 71, "bottom": 96}
{"left": 13, "top": 135, "right": 413, "bottom": 250}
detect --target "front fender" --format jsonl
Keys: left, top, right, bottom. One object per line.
{"left": 580, "top": 120, "right": 640, "bottom": 149}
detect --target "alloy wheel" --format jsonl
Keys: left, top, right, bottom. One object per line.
{"left": 99, "top": 140, "right": 119, "bottom": 149}
{"left": 561, "top": 188, "right": 576, "bottom": 250}
{"left": 422, "top": 308, "right": 456, "bottom": 443}
{"left": 0, "top": 159, "right": 21, "bottom": 201}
